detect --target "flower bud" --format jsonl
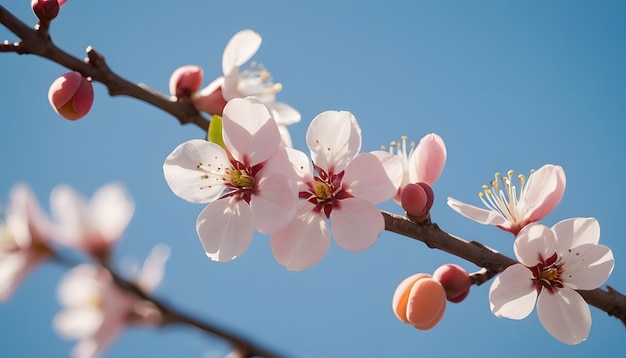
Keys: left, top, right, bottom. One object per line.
{"left": 169, "top": 65, "right": 203, "bottom": 98}
{"left": 48, "top": 72, "right": 94, "bottom": 121}
{"left": 401, "top": 182, "right": 434, "bottom": 219}
{"left": 192, "top": 78, "right": 228, "bottom": 116}
{"left": 392, "top": 273, "right": 446, "bottom": 330}
{"left": 31, "top": 0, "right": 60, "bottom": 22}
{"left": 432, "top": 264, "right": 472, "bottom": 303}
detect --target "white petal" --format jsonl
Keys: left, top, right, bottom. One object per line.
{"left": 0, "top": 252, "right": 30, "bottom": 301}
{"left": 270, "top": 202, "right": 330, "bottom": 271}
{"left": 222, "top": 30, "right": 262, "bottom": 75}
{"left": 561, "top": 243, "right": 614, "bottom": 290}
{"left": 331, "top": 198, "right": 383, "bottom": 252}
{"left": 446, "top": 197, "right": 507, "bottom": 227}
{"left": 306, "top": 111, "right": 361, "bottom": 173}
{"left": 343, "top": 153, "right": 397, "bottom": 204}
{"left": 251, "top": 174, "right": 297, "bottom": 233}
{"left": 222, "top": 97, "right": 280, "bottom": 166}
{"left": 136, "top": 244, "right": 170, "bottom": 293}
{"left": 537, "top": 287, "right": 591, "bottom": 344}
{"left": 196, "top": 199, "right": 254, "bottom": 262}
{"left": 370, "top": 150, "right": 403, "bottom": 194}
{"left": 53, "top": 308, "right": 103, "bottom": 340}
{"left": 277, "top": 125, "right": 293, "bottom": 148}
{"left": 284, "top": 148, "right": 313, "bottom": 191}
{"left": 7, "top": 183, "right": 52, "bottom": 246}
{"left": 50, "top": 184, "right": 88, "bottom": 247}
{"left": 488, "top": 264, "right": 537, "bottom": 319}
{"left": 268, "top": 101, "right": 301, "bottom": 126}
{"left": 514, "top": 223, "right": 557, "bottom": 267}
{"left": 163, "top": 140, "right": 230, "bottom": 204}
{"left": 552, "top": 217, "right": 601, "bottom": 255}
{"left": 57, "top": 264, "right": 101, "bottom": 307}
{"left": 520, "top": 164, "right": 566, "bottom": 223}
{"left": 89, "top": 183, "right": 134, "bottom": 244}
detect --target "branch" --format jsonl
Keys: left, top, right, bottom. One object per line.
{"left": 0, "top": 5, "right": 210, "bottom": 131}
{"left": 382, "top": 211, "right": 626, "bottom": 326}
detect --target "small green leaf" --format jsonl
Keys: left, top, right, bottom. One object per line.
{"left": 207, "top": 115, "right": 225, "bottom": 149}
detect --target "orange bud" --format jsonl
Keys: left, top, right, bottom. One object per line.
{"left": 48, "top": 72, "right": 94, "bottom": 121}
{"left": 392, "top": 273, "right": 446, "bottom": 330}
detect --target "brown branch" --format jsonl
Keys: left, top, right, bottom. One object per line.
{"left": 0, "top": 5, "right": 210, "bottom": 131}
{"left": 382, "top": 210, "right": 626, "bottom": 326}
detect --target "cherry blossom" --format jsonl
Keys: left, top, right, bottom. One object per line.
{"left": 163, "top": 97, "right": 298, "bottom": 262}
{"left": 447, "top": 164, "right": 566, "bottom": 235}
{"left": 0, "top": 184, "right": 54, "bottom": 301}
{"left": 270, "top": 111, "right": 398, "bottom": 271}
{"left": 54, "top": 244, "right": 169, "bottom": 358}
{"left": 375, "top": 134, "right": 446, "bottom": 204}
{"left": 50, "top": 183, "right": 134, "bottom": 259}
{"left": 192, "top": 29, "right": 300, "bottom": 147}
{"left": 489, "top": 218, "right": 614, "bottom": 344}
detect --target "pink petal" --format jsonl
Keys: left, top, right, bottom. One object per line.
{"left": 409, "top": 133, "right": 447, "bottom": 185}
{"left": 370, "top": 151, "right": 403, "bottom": 198}
{"left": 8, "top": 183, "right": 52, "bottom": 247}
{"left": 0, "top": 252, "right": 42, "bottom": 302}
{"left": 306, "top": 111, "right": 361, "bottom": 173}
{"left": 537, "top": 287, "right": 591, "bottom": 344}
{"left": 267, "top": 101, "right": 301, "bottom": 126}
{"left": 89, "top": 183, "right": 134, "bottom": 245}
{"left": 446, "top": 197, "right": 508, "bottom": 227}
{"left": 196, "top": 199, "right": 254, "bottom": 262}
{"left": 521, "top": 164, "right": 566, "bottom": 224}
{"left": 514, "top": 223, "right": 557, "bottom": 267}
{"left": 222, "top": 97, "right": 280, "bottom": 166}
{"left": 561, "top": 243, "right": 614, "bottom": 290}
{"left": 221, "top": 29, "right": 262, "bottom": 75}
{"left": 270, "top": 202, "right": 330, "bottom": 271}
{"left": 552, "top": 217, "right": 600, "bottom": 254}
{"left": 251, "top": 173, "right": 297, "bottom": 233}
{"left": 169, "top": 65, "right": 203, "bottom": 97}
{"left": 50, "top": 184, "right": 89, "bottom": 247}
{"left": 163, "top": 140, "right": 230, "bottom": 204}
{"left": 192, "top": 77, "right": 227, "bottom": 115}
{"left": 331, "top": 198, "right": 384, "bottom": 252}
{"left": 488, "top": 264, "right": 537, "bottom": 319}
{"left": 343, "top": 153, "right": 397, "bottom": 204}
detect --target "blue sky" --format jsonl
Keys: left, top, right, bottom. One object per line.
{"left": 1, "top": 1, "right": 625, "bottom": 357}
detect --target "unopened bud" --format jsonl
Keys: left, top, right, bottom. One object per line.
{"left": 31, "top": 0, "right": 60, "bottom": 22}
{"left": 169, "top": 65, "right": 203, "bottom": 98}
{"left": 48, "top": 72, "right": 94, "bottom": 121}
{"left": 192, "top": 79, "right": 228, "bottom": 116}
{"left": 432, "top": 264, "right": 472, "bottom": 303}
{"left": 392, "top": 273, "right": 446, "bottom": 330}
{"left": 401, "top": 182, "right": 434, "bottom": 220}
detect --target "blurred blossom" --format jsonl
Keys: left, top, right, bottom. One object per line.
{"left": 193, "top": 29, "right": 300, "bottom": 147}
{"left": 447, "top": 164, "right": 566, "bottom": 235}
{"left": 50, "top": 183, "right": 134, "bottom": 260}
{"left": 0, "top": 184, "right": 54, "bottom": 301}
{"left": 163, "top": 97, "right": 297, "bottom": 262}
{"left": 48, "top": 72, "right": 94, "bottom": 121}
{"left": 270, "top": 111, "right": 397, "bottom": 271}
{"left": 489, "top": 218, "right": 614, "bottom": 344}
{"left": 54, "top": 244, "right": 169, "bottom": 358}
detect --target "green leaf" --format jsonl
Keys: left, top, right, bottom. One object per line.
{"left": 207, "top": 115, "right": 225, "bottom": 149}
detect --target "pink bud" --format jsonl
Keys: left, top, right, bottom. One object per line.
{"left": 432, "top": 264, "right": 472, "bottom": 303}
{"left": 192, "top": 79, "right": 228, "bottom": 116}
{"left": 169, "top": 65, "right": 203, "bottom": 98}
{"left": 401, "top": 182, "right": 434, "bottom": 218}
{"left": 31, "top": 0, "right": 60, "bottom": 22}
{"left": 392, "top": 273, "right": 446, "bottom": 330}
{"left": 48, "top": 72, "right": 94, "bottom": 121}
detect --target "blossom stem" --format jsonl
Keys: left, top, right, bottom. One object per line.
{"left": 381, "top": 210, "right": 626, "bottom": 327}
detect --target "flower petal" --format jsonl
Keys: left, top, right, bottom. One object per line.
{"left": 252, "top": 173, "right": 297, "bottom": 233}
{"left": 221, "top": 29, "right": 262, "bottom": 75}
{"left": 136, "top": 244, "right": 170, "bottom": 293}
{"left": 521, "top": 164, "right": 566, "bottom": 224}
{"left": 488, "top": 264, "right": 537, "bottom": 319}
{"left": 50, "top": 184, "right": 89, "bottom": 247}
{"left": 267, "top": 101, "right": 301, "bottom": 126}
{"left": 0, "top": 252, "right": 39, "bottom": 302}
{"left": 514, "top": 223, "right": 557, "bottom": 267}
{"left": 537, "top": 287, "right": 591, "bottom": 344}
{"left": 222, "top": 97, "right": 280, "bottom": 166}
{"left": 57, "top": 264, "right": 102, "bottom": 307}
{"left": 446, "top": 197, "right": 507, "bottom": 227}
{"left": 270, "top": 202, "right": 330, "bottom": 271}
{"left": 196, "top": 199, "right": 254, "bottom": 262}
{"left": 331, "top": 198, "right": 383, "bottom": 252}
{"left": 343, "top": 153, "right": 397, "bottom": 204}
{"left": 370, "top": 150, "right": 403, "bottom": 198}
{"left": 408, "top": 133, "right": 447, "bottom": 185}
{"left": 552, "top": 217, "right": 600, "bottom": 254}
{"left": 163, "top": 139, "right": 230, "bottom": 204}
{"left": 53, "top": 307, "right": 103, "bottom": 340}
{"left": 306, "top": 111, "right": 361, "bottom": 173}
{"left": 89, "top": 183, "right": 134, "bottom": 244}
{"left": 561, "top": 243, "right": 614, "bottom": 290}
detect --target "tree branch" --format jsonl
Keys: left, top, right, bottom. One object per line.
{"left": 382, "top": 210, "right": 626, "bottom": 326}
{"left": 0, "top": 5, "right": 210, "bottom": 131}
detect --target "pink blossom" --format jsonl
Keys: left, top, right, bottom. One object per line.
{"left": 48, "top": 72, "right": 94, "bottom": 121}
{"left": 0, "top": 184, "right": 54, "bottom": 301}
{"left": 270, "top": 111, "right": 397, "bottom": 271}
{"left": 447, "top": 164, "right": 566, "bottom": 235}
{"left": 193, "top": 30, "right": 300, "bottom": 147}
{"left": 54, "top": 245, "right": 169, "bottom": 358}
{"left": 50, "top": 183, "right": 134, "bottom": 259}
{"left": 163, "top": 97, "right": 298, "bottom": 262}
{"left": 489, "top": 218, "right": 614, "bottom": 344}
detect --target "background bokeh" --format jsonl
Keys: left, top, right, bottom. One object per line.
{"left": 1, "top": 1, "right": 625, "bottom": 357}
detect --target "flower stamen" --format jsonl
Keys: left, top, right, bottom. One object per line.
{"left": 239, "top": 61, "right": 283, "bottom": 96}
